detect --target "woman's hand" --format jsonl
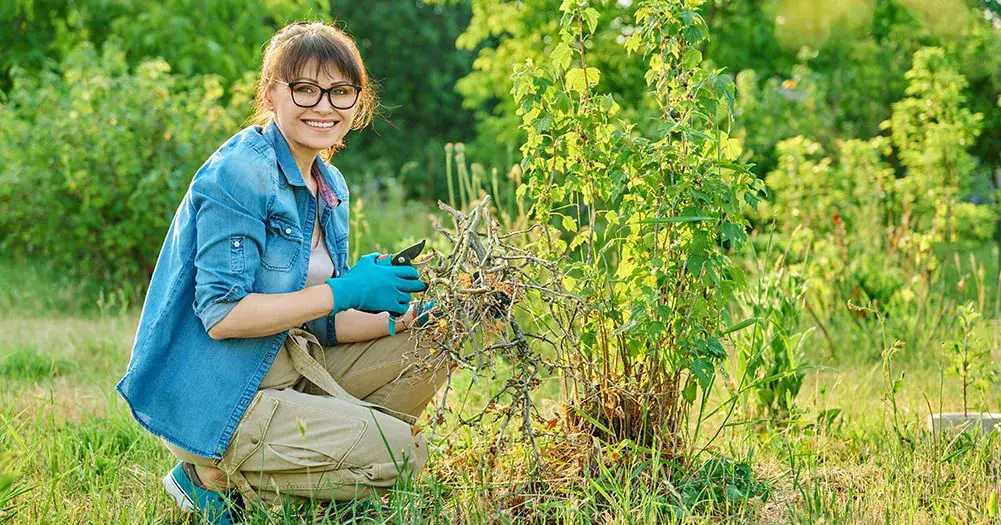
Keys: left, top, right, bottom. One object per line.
{"left": 410, "top": 300, "right": 437, "bottom": 327}
{"left": 326, "top": 253, "right": 427, "bottom": 316}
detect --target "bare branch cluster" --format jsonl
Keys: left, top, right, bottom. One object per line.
{"left": 407, "top": 195, "right": 584, "bottom": 473}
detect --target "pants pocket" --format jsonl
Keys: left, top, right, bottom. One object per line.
{"left": 226, "top": 389, "right": 369, "bottom": 475}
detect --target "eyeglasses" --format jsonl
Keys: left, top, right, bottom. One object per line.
{"left": 280, "top": 81, "right": 361, "bottom": 109}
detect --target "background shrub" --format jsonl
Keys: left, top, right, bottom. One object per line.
{"left": 0, "top": 41, "right": 247, "bottom": 295}
{"left": 0, "top": 0, "right": 480, "bottom": 204}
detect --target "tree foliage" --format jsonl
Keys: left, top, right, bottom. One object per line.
{"left": 433, "top": 0, "right": 1000, "bottom": 212}
{"left": 717, "top": 0, "right": 1001, "bottom": 178}
{"left": 0, "top": 0, "right": 326, "bottom": 88}
{"left": 759, "top": 45, "right": 992, "bottom": 359}
{"left": 426, "top": 0, "right": 656, "bottom": 171}
{"left": 325, "top": 1, "right": 478, "bottom": 199}
{"left": 0, "top": 0, "right": 480, "bottom": 202}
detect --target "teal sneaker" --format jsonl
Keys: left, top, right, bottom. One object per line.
{"left": 162, "top": 462, "right": 242, "bottom": 524}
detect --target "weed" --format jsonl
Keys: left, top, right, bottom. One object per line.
{"left": 673, "top": 456, "right": 771, "bottom": 518}
{"left": 944, "top": 303, "right": 997, "bottom": 416}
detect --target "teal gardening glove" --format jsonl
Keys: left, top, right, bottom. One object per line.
{"left": 413, "top": 299, "right": 437, "bottom": 327}
{"left": 326, "top": 253, "right": 427, "bottom": 317}
{"left": 384, "top": 299, "right": 436, "bottom": 337}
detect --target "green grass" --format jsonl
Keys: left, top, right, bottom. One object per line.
{"left": 0, "top": 349, "right": 69, "bottom": 381}
{"left": 1, "top": 253, "right": 1000, "bottom": 523}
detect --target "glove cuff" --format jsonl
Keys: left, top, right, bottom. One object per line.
{"left": 326, "top": 277, "right": 358, "bottom": 315}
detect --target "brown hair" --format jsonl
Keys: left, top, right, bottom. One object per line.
{"left": 250, "top": 21, "right": 380, "bottom": 154}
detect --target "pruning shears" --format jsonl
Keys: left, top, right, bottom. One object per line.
{"left": 390, "top": 239, "right": 429, "bottom": 267}
{"left": 381, "top": 240, "right": 431, "bottom": 332}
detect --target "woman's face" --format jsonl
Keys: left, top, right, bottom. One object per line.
{"left": 267, "top": 62, "right": 359, "bottom": 163}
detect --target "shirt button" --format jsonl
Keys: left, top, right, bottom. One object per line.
{"left": 250, "top": 436, "right": 260, "bottom": 445}
{"left": 233, "top": 240, "right": 241, "bottom": 248}
{"left": 285, "top": 228, "right": 292, "bottom": 235}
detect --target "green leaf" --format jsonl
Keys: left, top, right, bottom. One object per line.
{"left": 515, "top": 183, "right": 529, "bottom": 199}
{"left": 683, "top": 49, "right": 703, "bottom": 69}
{"left": 682, "top": 26, "right": 704, "bottom": 45}
{"left": 724, "top": 317, "right": 758, "bottom": 335}
{"left": 583, "top": 7, "right": 600, "bottom": 34}
{"left": 535, "top": 114, "right": 554, "bottom": 133}
{"left": 612, "top": 318, "right": 638, "bottom": 336}
{"left": 725, "top": 484, "right": 745, "bottom": 502}
{"left": 570, "top": 405, "right": 614, "bottom": 436}
{"left": 706, "top": 337, "right": 726, "bottom": 358}
{"left": 816, "top": 408, "right": 842, "bottom": 431}
{"left": 561, "top": 215, "right": 578, "bottom": 233}
{"left": 723, "top": 137, "right": 742, "bottom": 160}
{"left": 565, "top": 67, "right": 601, "bottom": 93}
{"left": 551, "top": 42, "right": 573, "bottom": 72}
{"left": 297, "top": 415, "right": 308, "bottom": 439}
{"left": 657, "top": 121, "right": 680, "bottom": 136}
{"left": 598, "top": 93, "right": 617, "bottom": 112}
{"left": 565, "top": 68, "right": 586, "bottom": 93}
{"left": 682, "top": 380, "right": 698, "bottom": 403}
{"left": 691, "top": 357, "right": 714, "bottom": 388}
{"left": 623, "top": 33, "right": 643, "bottom": 55}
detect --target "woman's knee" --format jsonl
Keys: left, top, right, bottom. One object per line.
{"left": 345, "top": 410, "right": 429, "bottom": 475}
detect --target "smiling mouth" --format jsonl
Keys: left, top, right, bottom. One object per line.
{"left": 303, "top": 119, "right": 339, "bottom": 130}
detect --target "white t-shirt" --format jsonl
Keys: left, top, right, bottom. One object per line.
{"left": 305, "top": 187, "right": 335, "bottom": 287}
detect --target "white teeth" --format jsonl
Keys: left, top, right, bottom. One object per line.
{"left": 304, "top": 120, "right": 336, "bottom": 129}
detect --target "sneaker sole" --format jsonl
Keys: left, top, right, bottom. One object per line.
{"left": 162, "top": 470, "right": 195, "bottom": 512}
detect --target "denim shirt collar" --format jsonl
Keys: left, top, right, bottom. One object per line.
{"left": 263, "top": 121, "right": 306, "bottom": 187}
{"left": 263, "top": 121, "right": 347, "bottom": 202}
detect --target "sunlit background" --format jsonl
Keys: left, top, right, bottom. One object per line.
{"left": 2, "top": 0, "right": 1001, "bottom": 521}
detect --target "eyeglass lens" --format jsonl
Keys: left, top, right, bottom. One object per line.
{"left": 290, "top": 83, "right": 359, "bottom": 109}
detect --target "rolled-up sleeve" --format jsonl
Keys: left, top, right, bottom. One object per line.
{"left": 189, "top": 152, "right": 272, "bottom": 333}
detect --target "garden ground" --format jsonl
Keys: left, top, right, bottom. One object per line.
{"left": 1, "top": 256, "right": 1000, "bottom": 523}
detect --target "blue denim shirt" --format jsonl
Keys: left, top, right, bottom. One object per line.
{"left": 116, "top": 122, "right": 351, "bottom": 459}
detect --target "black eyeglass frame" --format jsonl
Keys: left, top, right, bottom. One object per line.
{"left": 280, "top": 80, "right": 362, "bottom": 110}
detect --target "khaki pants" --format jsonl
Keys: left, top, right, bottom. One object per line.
{"left": 166, "top": 328, "right": 448, "bottom": 504}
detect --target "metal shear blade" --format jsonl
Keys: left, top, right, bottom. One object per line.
{"left": 391, "top": 239, "right": 427, "bottom": 266}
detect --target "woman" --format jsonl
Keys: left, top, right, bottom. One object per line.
{"left": 116, "top": 21, "right": 444, "bottom": 522}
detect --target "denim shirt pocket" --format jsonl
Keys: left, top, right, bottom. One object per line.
{"left": 261, "top": 216, "right": 303, "bottom": 272}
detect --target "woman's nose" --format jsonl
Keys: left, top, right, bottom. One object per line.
{"left": 314, "top": 94, "right": 337, "bottom": 113}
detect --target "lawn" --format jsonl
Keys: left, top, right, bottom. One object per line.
{"left": 1, "top": 254, "right": 1000, "bottom": 523}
